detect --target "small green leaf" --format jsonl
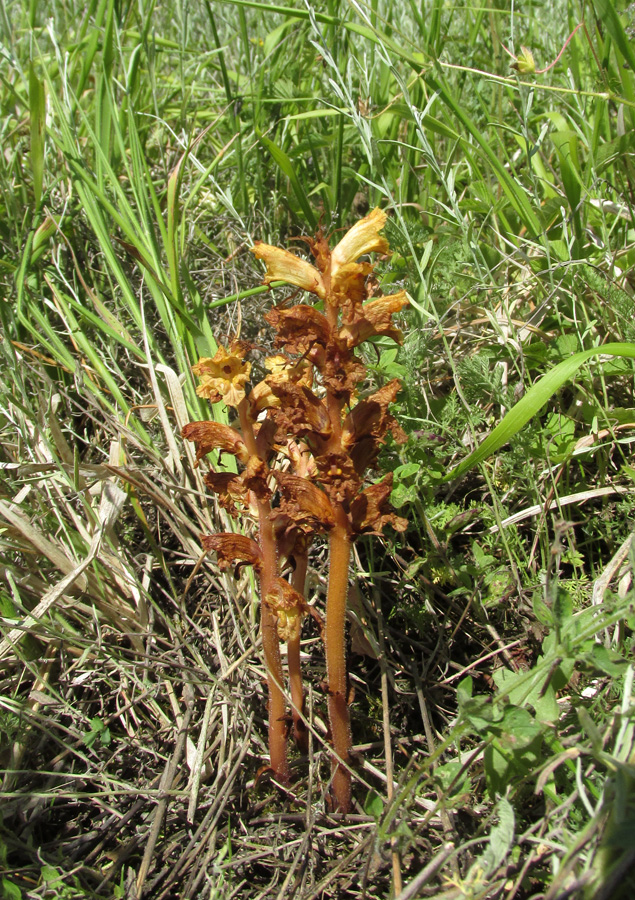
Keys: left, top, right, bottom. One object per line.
{"left": 434, "top": 760, "right": 471, "bottom": 797}
{"left": 494, "top": 705, "right": 542, "bottom": 749}
{"left": 1, "top": 878, "right": 22, "bottom": 900}
{"left": 457, "top": 676, "right": 473, "bottom": 706}
{"left": 363, "top": 790, "right": 384, "bottom": 819}
{"left": 393, "top": 462, "right": 420, "bottom": 480}
{"left": 578, "top": 706, "right": 603, "bottom": 754}
{"left": 553, "top": 588, "right": 573, "bottom": 629}
{"left": 40, "top": 865, "right": 60, "bottom": 884}
{"left": 586, "top": 644, "right": 629, "bottom": 677}
{"left": 477, "top": 797, "right": 515, "bottom": 876}
{"left": 532, "top": 591, "right": 553, "bottom": 626}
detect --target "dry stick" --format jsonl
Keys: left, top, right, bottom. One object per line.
{"left": 413, "top": 666, "right": 459, "bottom": 874}
{"left": 136, "top": 683, "right": 195, "bottom": 898}
{"left": 394, "top": 842, "right": 456, "bottom": 900}
{"left": 259, "top": 507, "right": 290, "bottom": 783}
{"left": 238, "top": 399, "right": 289, "bottom": 784}
{"left": 289, "top": 550, "right": 309, "bottom": 754}
{"left": 154, "top": 715, "right": 254, "bottom": 900}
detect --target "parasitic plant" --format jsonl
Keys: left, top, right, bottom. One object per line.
{"left": 183, "top": 209, "right": 408, "bottom": 812}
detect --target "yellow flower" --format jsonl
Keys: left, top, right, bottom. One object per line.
{"left": 249, "top": 355, "right": 313, "bottom": 414}
{"left": 265, "top": 577, "right": 308, "bottom": 642}
{"left": 251, "top": 243, "right": 326, "bottom": 298}
{"left": 264, "top": 354, "right": 313, "bottom": 388}
{"left": 192, "top": 343, "right": 251, "bottom": 408}
{"left": 330, "top": 207, "right": 389, "bottom": 292}
{"left": 251, "top": 208, "right": 389, "bottom": 307}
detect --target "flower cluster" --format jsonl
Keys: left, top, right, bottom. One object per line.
{"left": 183, "top": 208, "right": 408, "bottom": 812}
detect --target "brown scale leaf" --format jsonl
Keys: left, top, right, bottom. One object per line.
{"left": 265, "top": 305, "right": 331, "bottom": 356}
{"left": 204, "top": 457, "right": 271, "bottom": 517}
{"left": 315, "top": 452, "right": 362, "bottom": 506}
{"left": 242, "top": 456, "right": 273, "bottom": 502}
{"left": 319, "top": 338, "right": 367, "bottom": 399}
{"left": 201, "top": 533, "right": 263, "bottom": 573}
{"left": 342, "top": 379, "right": 407, "bottom": 460}
{"left": 273, "top": 470, "right": 336, "bottom": 532}
{"left": 181, "top": 421, "right": 250, "bottom": 465}
{"left": 270, "top": 511, "right": 310, "bottom": 567}
{"left": 253, "top": 417, "right": 278, "bottom": 460}
{"left": 204, "top": 471, "right": 246, "bottom": 518}
{"left": 268, "top": 382, "right": 332, "bottom": 442}
{"left": 349, "top": 473, "right": 408, "bottom": 535}
{"left": 339, "top": 291, "right": 409, "bottom": 348}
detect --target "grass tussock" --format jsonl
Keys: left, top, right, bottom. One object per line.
{"left": 2, "top": 0, "right": 635, "bottom": 897}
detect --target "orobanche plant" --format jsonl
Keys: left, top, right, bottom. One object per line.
{"left": 183, "top": 209, "right": 408, "bottom": 813}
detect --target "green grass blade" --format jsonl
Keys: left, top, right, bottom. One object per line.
{"left": 257, "top": 130, "right": 317, "bottom": 229}
{"left": 212, "top": 0, "right": 337, "bottom": 25}
{"left": 592, "top": 0, "right": 635, "bottom": 73}
{"left": 425, "top": 72, "right": 543, "bottom": 237}
{"left": 28, "top": 61, "right": 45, "bottom": 207}
{"left": 445, "top": 343, "right": 635, "bottom": 481}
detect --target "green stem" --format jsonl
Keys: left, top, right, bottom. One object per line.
{"left": 325, "top": 513, "right": 352, "bottom": 813}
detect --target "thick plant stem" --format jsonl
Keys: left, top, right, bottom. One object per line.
{"left": 239, "top": 400, "right": 289, "bottom": 784}
{"left": 325, "top": 514, "right": 352, "bottom": 813}
{"left": 261, "top": 585, "right": 290, "bottom": 783}
{"left": 289, "top": 552, "right": 309, "bottom": 753}
{"left": 258, "top": 500, "right": 290, "bottom": 783}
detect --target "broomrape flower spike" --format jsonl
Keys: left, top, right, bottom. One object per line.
{"left": 184, "top": 208, "right": 408, "bottom": 813}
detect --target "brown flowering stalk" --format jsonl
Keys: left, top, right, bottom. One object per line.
{"left": 183, "top": 208, "right": 407, "bottom": 812}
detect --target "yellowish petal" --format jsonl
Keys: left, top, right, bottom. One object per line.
{"left": 252, "top": 243, "right": 326, "bottom": 298}
{"left": 331, "top": 207, "right": 389, "bottom": 276}
{"left": 192, "top": 345, "right": 251, "bottom": 408}
{"left": 265, "top": 577, "right": 308, "bottom": 642}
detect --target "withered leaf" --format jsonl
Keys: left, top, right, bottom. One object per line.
{"left": 342, "top": 379, "right": 406, "bottom": 455}
{"left": 273, "top": 470, "right": 336, "bottom": 531}
{"left": 349, "top": 473, "right": 408, "bottom": 535}
{"left": 265, "top": 305, "right": 331, "bottom": 355}
{"left": 268, "top": 382, "right": 331, "bottom": 442}
{"left": 182, "top": 421, "right": 250, "bottom": 465}
{"left": 202, "top": 533, "right": 263, "bottom": 572}
{"left": 339, "top": 291, "right": 409, "bottom": 347}
{"left": 315, "top": 451, "right": 362, "bottom": 506}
